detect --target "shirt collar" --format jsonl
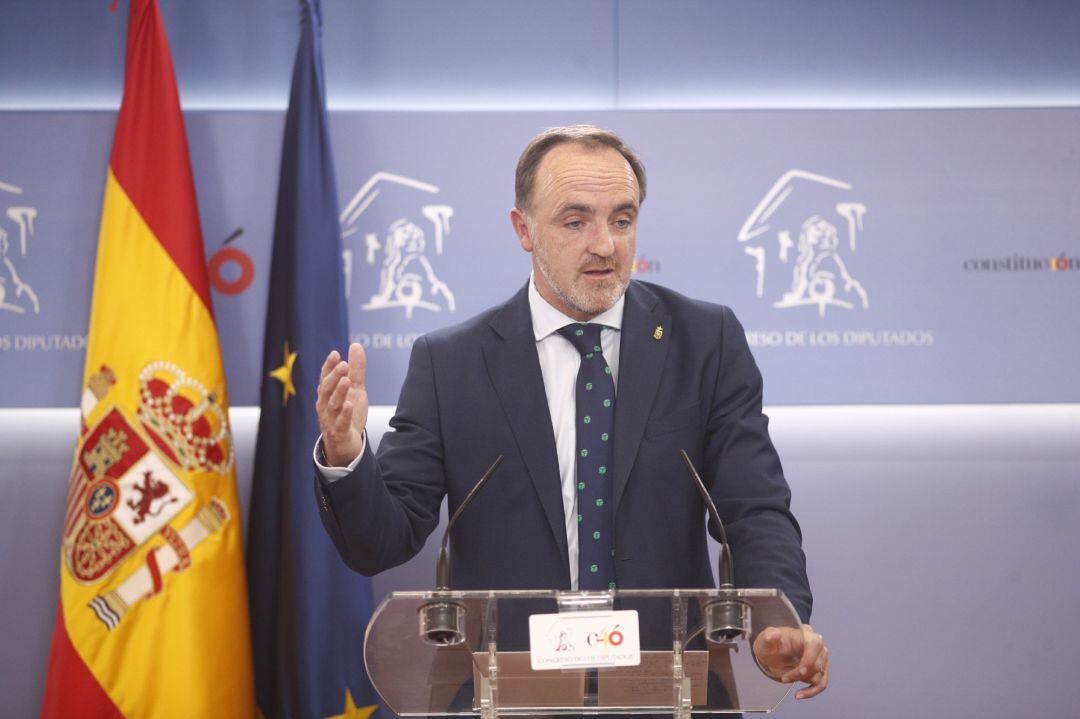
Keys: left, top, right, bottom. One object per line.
{"left": 528, "top": 273, "right": 625, "bottom": 341}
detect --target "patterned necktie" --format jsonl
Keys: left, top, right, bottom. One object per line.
{"left": 557, "top": 323, "right": 616, "bottom": 591}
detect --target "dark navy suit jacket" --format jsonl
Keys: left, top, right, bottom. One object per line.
{"left": 316, "top": 280, "right": 812, "bottom": 623}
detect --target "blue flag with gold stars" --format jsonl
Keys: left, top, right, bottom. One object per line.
{"left": 246, "top": 2, "right": 379, "bottom": 717}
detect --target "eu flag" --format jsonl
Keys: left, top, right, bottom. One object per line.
{"left": 246, "top": 1, "right": 379, "bottom": 717}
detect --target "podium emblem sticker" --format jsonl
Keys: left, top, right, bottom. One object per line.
{"left": 528, "top": 610, "right": 640, "bottom": 670}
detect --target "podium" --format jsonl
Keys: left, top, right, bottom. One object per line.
{"left": 364, "top": 588, "right": 801, "bottom": 716}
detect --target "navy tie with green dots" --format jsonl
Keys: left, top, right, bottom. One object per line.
{"left": 557, "top": 323, "right": 616, "bottom": 591}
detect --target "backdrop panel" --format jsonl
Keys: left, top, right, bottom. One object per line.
{"left": 2, "top": 109, "right": 1078, "bottom": 406}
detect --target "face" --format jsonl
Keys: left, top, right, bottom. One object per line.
{"left": 510, "top": 142, "right": 639, "bottom": 321}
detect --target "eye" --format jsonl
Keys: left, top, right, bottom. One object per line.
{"left": 613, "top": 218, "right": 633, "bottom": 229}
{"left": 565, "top": 220, "right": 585, "bottom": 230}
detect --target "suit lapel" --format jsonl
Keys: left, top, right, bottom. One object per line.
{"left": 612, "top": 282, "right": 671, "bottom": 515}
{"left": 482, "top": 285, "right": 569, "bottom": 568}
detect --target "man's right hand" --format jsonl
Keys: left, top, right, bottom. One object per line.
{"left": 316, "top": 343, "right": 368, "bottom": 467}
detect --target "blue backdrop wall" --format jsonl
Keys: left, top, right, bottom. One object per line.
{"left": 3, "top": 108, "right": 1079, "bottom": 407}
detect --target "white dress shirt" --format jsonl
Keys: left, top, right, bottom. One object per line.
{"left": 316, "top": 275, "right": 624, "bottom": 589}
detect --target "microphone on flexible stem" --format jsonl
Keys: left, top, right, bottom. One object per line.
{"left": 418, "top": 455, "right": 504, "bottom": 647}
{"left": 680, "top": 449, "right": 750, "bottom": 644}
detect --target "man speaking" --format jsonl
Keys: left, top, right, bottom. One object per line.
{"left": 315, "top": 125, "right": 828, "bottom": 700}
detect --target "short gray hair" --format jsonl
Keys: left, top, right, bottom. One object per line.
{"left": 514, "top": 124, "right": 647, "bottom": 212}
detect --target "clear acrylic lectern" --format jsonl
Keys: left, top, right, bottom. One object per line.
{"left": 364, "top": 588, "right": 801, "bottom": 717}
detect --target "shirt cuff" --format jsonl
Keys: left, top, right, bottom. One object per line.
{"left": 313, "top": 432, "right": 366, "bottom": 482}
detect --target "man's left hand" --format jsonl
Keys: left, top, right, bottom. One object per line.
{"left": 752, "top": 624, "right": 829, "bottom": 700}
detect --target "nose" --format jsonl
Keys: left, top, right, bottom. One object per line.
{"left": 587, "top": 225, "right": 616, "bottom": 258}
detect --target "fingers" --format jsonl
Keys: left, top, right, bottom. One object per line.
{"left": 757, "top": 626, "right": 799, "bottom": 665}
{"left": 795, "top": 656, "right": 829, "bottom": 700}
{"left": 788, "top": 624, "right": 828, "bottom": 700}
{"left": 319, "top": 350, "right": 340, "bottom": 386}
{"left": 757, "top": 628, "right": 780, "bottom": 653}
{"left": 782, "top": 642, "right": 823, "bottom": 682}
{"left": 345, "top": 343, "right": 369, "bottom": 434}
{"left": 758, "top": 627, "right": 793, "bottom": 664}
{"left": 316, "top": 351, "right": 346, "bottom": 412}
{"left": 348, "top": 342, "right": 366, "bottom": 385}
{"left": 318, "top": 373, "right": 359, "bottom": 464}
{"left": 316, "top": 344, "right": 363, "bottom": 412}
{"left": 787, "top": 624, "right": 824, "bottom": 679}
{"left": 331, "top": 393, "right": 355, "bottom": 436}
{"left": 316, "top": 352, "right": 350, "bottom": 423}
{"left": 315, "top": 345, "right": 369, "bottom": 466}
{"left": 754, "top": 624, "right": 829, "bottom": 699}
{"left": 326, "top": 374, "right": 352, "bottom": 418}
{"left": 752, "top": 626, "right": 799, "bottom": 681}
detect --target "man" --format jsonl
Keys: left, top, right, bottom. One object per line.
{"left": 315, "top": 125, "right": 828, "bottom": 700}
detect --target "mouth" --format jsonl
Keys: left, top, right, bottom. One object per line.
{"left": 581, "top": 267, "right": 616, "bottom": 279}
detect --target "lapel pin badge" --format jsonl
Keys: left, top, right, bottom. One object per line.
{"left": 653, "top": 325, "right": 664, "bottom": 340}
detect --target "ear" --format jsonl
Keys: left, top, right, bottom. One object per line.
{"left": 509, "top": 207, "right": 534, "bottom": 252}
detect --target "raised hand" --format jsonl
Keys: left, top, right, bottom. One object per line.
{"left": 315, "top": 342, "right": 368, "bottom": 467}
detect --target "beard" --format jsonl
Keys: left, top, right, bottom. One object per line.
{"left": 533, "top": 236, "right": 631, "bottom": 318}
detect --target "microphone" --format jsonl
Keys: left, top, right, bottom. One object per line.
{"left": 680, "top": 449, "right": 750, "bottom": 643}
{"left": 419, "top": 455, "right": 504, "bottom": 646}
{"left": 436, "top": 455, "right": 504, "bottom": 590}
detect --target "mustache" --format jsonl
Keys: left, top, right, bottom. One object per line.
{"left": 579, "top": 259, "right": 618, "bottom": 272}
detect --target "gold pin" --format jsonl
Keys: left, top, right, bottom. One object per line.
{"left": 653, "top": 325, "right": 664, "bottom": 340}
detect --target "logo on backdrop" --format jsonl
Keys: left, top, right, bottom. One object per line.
{"left": 739, "top": 170, "right": 868, "bottom": 317}
{"left": 0, "top": 179, "right": 40, "bottom": 315}
{"left": 339, "top": 172, "right": 456, "bottom": 319}
{"left": 962, "top": 253, "right": 1079, "bottom": 273}
{"left": 207, "top": 227, "right": 255, "bottom": 296}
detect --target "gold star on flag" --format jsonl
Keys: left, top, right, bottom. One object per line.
{"left": 268, "top": 341, "right": 298, "bottom": 406}
{"left": 325, "top": 689, "right": 378, "bottom": 719}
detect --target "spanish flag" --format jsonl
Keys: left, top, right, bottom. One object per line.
{"left": 40, "top": 1, "right": 255, "bottom": 716}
